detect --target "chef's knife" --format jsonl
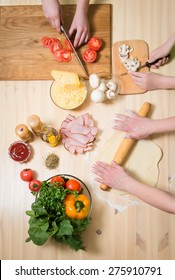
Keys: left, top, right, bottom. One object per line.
{"left": 60, "top": 25, "right": 89, "bottom": 77}
{"left": 120, "top": 54, "right": 170, "bottom": 76}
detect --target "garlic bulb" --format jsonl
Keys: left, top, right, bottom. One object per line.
{"left": 89, "top": 74, "right": 100, "bottom": 89}
{"left": 91, "top": 89, "right": 106, "bottom": 103}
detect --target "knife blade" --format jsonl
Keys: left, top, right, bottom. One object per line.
{"left": 60, "top": 25, "right": 89, "bottom": 77}
{"left": 119, "top": 54, "right": 170, "bottom": 76}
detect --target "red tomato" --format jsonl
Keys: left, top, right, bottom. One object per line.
{"left": 50, "top": 41, "right": 63, "bottom": 53}
{"left": 50, "top": 176, "right": 65, "bottom": 187}
{"left": 64, "top": 39, "right": 73, "bottom": 52}
{"left": 82, "top": 49, "right": 97, "bottom": 63}
{"left": 88, "top": 37, "right": 102, "bottom": 51}
{"left": 20, "top": 168, "right": 33, "bottom": 182}
{"left": 29, "top": 179, "right": 41, "bottom": 192}
{"left": 42, "top": 37, "right": 59, "bottom": 48}
{"left": 54, "top": 49, "right": 72, "bottom": 62}
{"left": 65, "top": 179, "right": 82, "bottom": 192}
{"left": 42, "top": 36, "right": 50, "bottom": 47}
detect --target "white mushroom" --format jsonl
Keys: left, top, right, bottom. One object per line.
{"left": 91, "top": 89, "right": 106, "bottom": 103}
{"left": 89, "top": 74, "right": 100, "bottom": 89}
{"left": 118, "top": 44, "right": 134, "bottom": 60}
{"left": 98, "top": 81, "right": 107, "bottom": 92}
{"left": 106, "top": 89, "right": 118, "bottom": 99}
{"left": 123, "top": 57, "right": 140, "bottom": 71}
{"left": 106, "top": 80, "right": 117, "bottom": 92}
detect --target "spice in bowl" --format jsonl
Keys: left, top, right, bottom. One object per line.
{"left": 44, "top": 153, "right": 59, "bottom": 170}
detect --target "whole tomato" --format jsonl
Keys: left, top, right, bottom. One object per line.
{"left": 65, "top": 179, "right": 82, "bottom": 192}
{"left": 20, "top": 168, "right": 33, "bottom": 182}
{"left": 50, "top": 176, "right": 65, "bottom": 187}
{"left": 29, "top": 179, "right": 41, "bottom": 192}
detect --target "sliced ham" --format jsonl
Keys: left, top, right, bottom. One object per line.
{"left": 64, "top": 138, "right": 93, "bottom": 148}
{"left": 90, "top": 126, "right": 98, "bottom": 136}
{"left": 60, "top": 113, "right": 98, "bottom": 154}
{"left": 75, "top": 147, "right": 84, "bottom": 154}
{"left": 83, "top": 113, "right": 94, "bottom": 127}
{"left": 69, "top": 124, "right": 90, "bottom": 135}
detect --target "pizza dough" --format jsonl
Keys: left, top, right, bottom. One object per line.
{"left": 90, "top": 131, "right": 163, "bottom": 212}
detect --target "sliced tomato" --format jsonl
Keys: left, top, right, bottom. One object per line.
{"left": 54, "top": 49, "right": 72, "bottom": 62}
{"left": 42, "top": 36, "right": 50, "bottom": 48}
{"left": 64, "top": 39, "right": 73, "bottom": 53}
{"left": 50, "top": 41, "right": 63, "bottom": 53}
{"left": 48, "top": 38, "right": 60, "bottom": 48}
{"left": 88, "top": 37, "right": 102, "bottom": 51}
{"left": 82, "top": 49, "right": 97, "bottom": 63}
{"left": 42, "top": 37, "right": 60, "bottom": 48}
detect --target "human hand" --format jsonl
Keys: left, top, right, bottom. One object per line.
{"left": 92, "top": 161, "right": 130, "bottom": 191}
{"left": 129, "top": 71, "right": 167, "bottom": 91}
{"left": 113, "top": 109, "right": 155, "bottom": 139}
{"left": 148, "top": 43, "right": 170, "bottom": 69}
{"left": 68, "top": 11, "right": 90, "bottom": 48}
{"left": 41, "top": 0, "right": 63, "bottom": 33}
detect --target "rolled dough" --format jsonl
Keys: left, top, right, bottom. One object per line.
{"left": 91, "top": 131, "right": 163, "bottom": 212}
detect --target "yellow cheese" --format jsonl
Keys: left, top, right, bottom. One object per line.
{"left": 51, "top": 70, "right": 80, "bottom": 86}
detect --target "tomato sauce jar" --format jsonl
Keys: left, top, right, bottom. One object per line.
{"left": 8, "top": 141, "right": 31, "bottom": 163}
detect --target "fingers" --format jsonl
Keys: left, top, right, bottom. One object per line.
{"left": 48, "top": 18, "right": 61, "bottom": 33}
{"left": 92, "top": 161, "right": 111, "bottom": 174}
{"left": 69, "top": 29, "right": 89, "bottom": 48}
{"left": 74, "top": 31, "right": 86, "bottom": 48}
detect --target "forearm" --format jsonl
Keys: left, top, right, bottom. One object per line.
{"left": 165, "top": 32, "right": 175, "bottom": 50}
{"left": 151, "top": 116, "right": 175, "bottom": 134}
{"left": 76, "top": 0, "right": 90, "bottom": 15}
{"left": 159, "top": 76, "right": 175, "bottom": 89}
{"left": 125, "top": 177, "right": 175, "bottom": 213}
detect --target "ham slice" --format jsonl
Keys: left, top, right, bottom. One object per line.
{"left": 69, "top": 124, "right": 90, "bottom": 135}
{"left": 60, "top": 113, "right": 98, "bottom": 154}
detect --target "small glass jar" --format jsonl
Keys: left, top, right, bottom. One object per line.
{"left": 40, "top": 125, "right": 60, "bottom": 147}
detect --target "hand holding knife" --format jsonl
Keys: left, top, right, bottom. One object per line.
{"left": 120, "top": 54, "right": 170, "bottom": 76}
{"left": 60, "top": 25, "right": 89, "bottom": 78}
{"left": 137, "top": 54, "right": 170, "bottom": 70}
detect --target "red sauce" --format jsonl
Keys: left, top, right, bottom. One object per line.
{"left": 9, "top": 141, "right": 30, "bottom": 163}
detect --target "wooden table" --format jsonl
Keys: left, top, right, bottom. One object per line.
{"left": 0, "top": 0, "right": 175, "bottom": 260}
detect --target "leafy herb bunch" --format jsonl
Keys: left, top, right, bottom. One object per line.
{"left": 26, "top": 180, "right": 91, "bottom": 251}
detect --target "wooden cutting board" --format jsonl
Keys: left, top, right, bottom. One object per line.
{"left": 112, "top": 40, "right": 149, "bottom": 94}
{"left": 0, "top": 4, "right": 111, "bottom": 80}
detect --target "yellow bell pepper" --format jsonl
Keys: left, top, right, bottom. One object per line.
{"left": 64, "top": 194, "right": 90, "bottom": 219}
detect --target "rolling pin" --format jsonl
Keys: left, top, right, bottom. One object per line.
{"left": 100, "top": 102, "right": 152, "bottom": 191}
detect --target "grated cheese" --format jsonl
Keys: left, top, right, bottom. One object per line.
{"left": 51, "top": 80, "right": 87, "bottom": 109}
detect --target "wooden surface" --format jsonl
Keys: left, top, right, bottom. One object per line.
{"left": 0, "top": 4, "right": 111, "bottom": 80}
{"left": 112, "top": 40, "right": 149, "bottom": 94}
{"left": 0, "top": 0, "right": 175, "bottom": 260}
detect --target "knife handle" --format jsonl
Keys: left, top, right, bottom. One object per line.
{"left": 146, "top": 54, "right": 170, "bottom": 67}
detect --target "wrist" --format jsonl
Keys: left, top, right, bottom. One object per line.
{"left": 76, "top": 0, "right": 89, "bottom": 15}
